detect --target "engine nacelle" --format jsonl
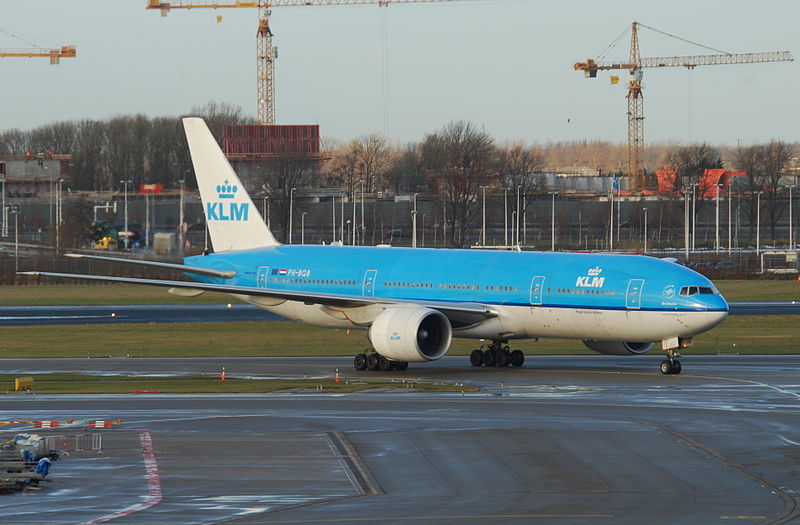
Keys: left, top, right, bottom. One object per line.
{"left": 582, "top": 340, "right": 654, "bottom": 356}
{"left": 368, "top": 307, "right": 452, "bottom": 362}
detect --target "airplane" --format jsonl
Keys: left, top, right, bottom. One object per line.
{"left": 22, "top": 118, "right": 729, "bottom": 375}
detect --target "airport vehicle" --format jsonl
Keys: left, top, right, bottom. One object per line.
{"left": 23, "top": 118, "right": 729, "bottom": 374}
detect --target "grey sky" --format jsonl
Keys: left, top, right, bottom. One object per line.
{"left": 1, "top": 0, "right": 797, "bottom": 146}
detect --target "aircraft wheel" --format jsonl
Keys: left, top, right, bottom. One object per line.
{"left": 470, "top": 349, "right": 484, "bottom": 367}
{"left": 672, "top": 360, "right": 682, "bottom": 375}
{"left": 660, "top": 360, "right": 672, "bottom": 375}
{"left": 354, "top": 353, "right": 367, "bottom": 371}
{"left": 394, "top": 361, "right": 409, "bottom": 371}
{"left": 497, "top": 349, "right": 510, "bottom": 367}
{"left": 482, "top": 349, "right": 496, "bottom": 367}
{"left": 367, "top": 353, "right": 380, "bottom": 371}
{"left": 378, "top": 355, "right": 394, "bottom": 371}
{"left": 510, "top": 350, "right": 525, "bottom": 367}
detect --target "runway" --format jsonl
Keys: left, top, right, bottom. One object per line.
{"left": 2, "top": 355, "right": 800, "bottom": 524}
{"left": 0, "top": 301, "right": 797, "bottom": 326}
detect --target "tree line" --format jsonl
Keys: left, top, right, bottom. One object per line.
{"left": 1, "top": 103, "right": 796, "bottom": 246}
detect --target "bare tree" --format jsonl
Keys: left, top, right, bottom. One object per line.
{"left": 250, "top": 157, "right": 318, "bottom": 242}
{"left": 495, "top": 142, "right": 545, "bottom": 222}
{"left": 421, "top": 121, "right": 496, "bottom": 247}
{"left": 384, "top": 143, "right": 429, "bottom": 194}
{"left": 735, "top": 141, "right": 793, "bottom": 240}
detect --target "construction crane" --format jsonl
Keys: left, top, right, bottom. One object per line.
{"left": 0, "top": 45, "right": 76, "bottom": 64}
{"left": 146, "top": 0, "right": 456, "bottom": 125}
{"left": 574, "top": 22, "right": 793, "bottom": 191}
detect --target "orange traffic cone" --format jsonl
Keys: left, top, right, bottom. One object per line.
{"left": 334, "top": 369, "right": 340, "bottom": 383}
{"left": 221, "top": 366, "right": 226, "bottom": 381}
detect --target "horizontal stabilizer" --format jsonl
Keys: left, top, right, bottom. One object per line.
{"left": 65, "top": 253, "right": 235, "bottom": 279}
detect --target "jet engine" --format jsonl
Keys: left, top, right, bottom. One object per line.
{"left": 582, "top": 340, "right": 654, "bottom": 356}
{"left": 368, "top": 307, "right": 452, "bottom": 362}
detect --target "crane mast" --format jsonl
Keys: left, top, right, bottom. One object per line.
{"left": 575, "top": 21, "right": 794, "bottom": 191}
{"left": 147, "top": 0, "right": 456, "bottom": 125}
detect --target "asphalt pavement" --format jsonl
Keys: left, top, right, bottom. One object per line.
{"left": 1, "top": 355, "right": 800, "bottom": 524}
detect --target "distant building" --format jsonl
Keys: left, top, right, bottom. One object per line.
{"left": 0, "top": 154, "right": 71, "bottom": 198}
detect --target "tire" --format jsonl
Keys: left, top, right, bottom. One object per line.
{"left": 482, "top": 349, "right": 496, "bottom": 367}
{"left": 367, "top": 354, "right": 380, "bottom": 371}
{"left": 510, "top": 349, "right": 525, "bottom": 367}
{"left": 354, "top": 353, "right": 367, "bottom": 371}
{"left": 379, "top": 356, "right": 394, "bottom": 371}
{"left": 394, "top": 361, "right": 409, "bottom": 371}
{"left": 470, "top": 349, "right": 484, "bottom": 367}
{"left": 497, "top": 349, "right": 510, "bottom": 367}
{"left": 672, "top": 360, "right": 682, "bottom": 375}
{"left": 660, "top": 360, "right": 671, "bottom": 375}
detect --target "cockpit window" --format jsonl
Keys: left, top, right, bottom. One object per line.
{"left": 679, "top": 286, "right": 716, "bottom": 297}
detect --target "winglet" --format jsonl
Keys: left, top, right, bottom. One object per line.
{"left": 183, "top": 117, "right": 280, "bottom": 251}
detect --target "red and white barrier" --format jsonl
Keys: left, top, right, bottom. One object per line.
{"left": 86, "top": 420, "right": 114, "bottom": 429}
{"left": 34, "top": 421, "right": 59, "bottom": 428}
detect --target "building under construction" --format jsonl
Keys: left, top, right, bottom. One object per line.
{"left": 223, "top": 124, "right": 325, "bottom": 191}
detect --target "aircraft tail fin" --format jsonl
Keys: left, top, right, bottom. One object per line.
{"left": 183, "top": 117, "right": 280, "bottom": 251}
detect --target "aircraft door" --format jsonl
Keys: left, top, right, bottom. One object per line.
{"left": 362, "top": 269, "right": 378, "bottom": 296}
{"left": 257, "top": 266, "right": 270, "bottom": 289}
{"left": 626, "top": 279, "right": 645, "bottom": 309}
{"left": 529, "top": 275, "right": 545, "bottom": 305}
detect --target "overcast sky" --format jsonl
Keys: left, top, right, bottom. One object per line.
{"left": 1, "top": 0, "right": 798, "bottom": 146}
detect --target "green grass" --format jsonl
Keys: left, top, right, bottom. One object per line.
{"left": 714, "top": 280, "right": 800, "bottom": 302}
{"left": 0, "top": 315, "right": 797, "bottom": 359}
{"left": 0, "top": 284, "right": 230, "bottom": 306}
{"left": 0, "top": 374, "right": 479, "bottom": 395}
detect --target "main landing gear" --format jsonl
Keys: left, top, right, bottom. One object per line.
{"left": 660, "top": 349, "right": 682, "bottom": 375}
{"left": 470, "top": 341, "right": 525, "bottom": 368}
{"left": 353, "top": 351, "right": 408, "bottom": 372}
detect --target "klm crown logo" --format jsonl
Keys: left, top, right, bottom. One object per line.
{"left": 207, "top": 179, "right": 249, "bottom": 222}
{"left": 217, "top": 181, "right": 238, "bottom": 199}
{"left": 576, "top": 266, "right": 605, "bottom": 288}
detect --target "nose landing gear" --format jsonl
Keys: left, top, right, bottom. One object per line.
{"left": 660, "top": 348, "right": 682, "bottom": 375}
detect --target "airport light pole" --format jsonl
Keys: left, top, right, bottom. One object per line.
{"left": 690, "top": 183, "right": 698, "bottom": 252}
{"left": 346, "top": 219, "right": 351, "bottom": 245}
{"left": 684, "top": 189, "right": 690, "bottom": 260}
{"left": 352, "top": 189, "right": 357, "bottom": 246}
{"left": 481, "top": 185, "right": 487, "bottom": 246}
{"left": 715, "top": 183, "right": 721, "bottom": 253}
{"left": 178, "top": 178, "right": 185, "bottom": 254}
{"left": 728, "top": 182, "right": 733, "bottom": 254}
{"left": 756, "top": 191, "right": 763, "bottom": 256}
{"left": 289, "top": 187, "right": 296, "bottom": 244}
{"left": 643, "top": 207, "right": 648, "bottom": 253}
{"left": 0, "top": 177, "right": 5, "bottom": 237}
{"left": 516, "top": 185, "right": 521, "bottom": 246}
{"left": 551, "top": 192, "right": 557, "bottom": 252}
{"left": 789, "top": 184, "right": 795, "bottom": 249}
{"left": 503, "top": 188, "right": 508, "bottom": 246}
{"left": 412, "top": 193, "right": 418, "bottom": 248}
{"left": 10, "top": 205, "right": 19, "bottom": 275}
{"left": 261, "top": 186, "right": 270, "bottom": 228}
{"left": 121, "top": 179, "right": 132, "bottom": 250}
{"left": 56, "top": 178, "right": 63, "bottom": 253}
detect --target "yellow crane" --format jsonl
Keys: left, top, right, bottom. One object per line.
{"left": 147, "top": 0, "right": 456, "bottom": 125}
{"left": 0, "top": 45, "right": 76, "bottom": 64}
{"left": 574, "top": 21, "right": 793, "bottom": 191}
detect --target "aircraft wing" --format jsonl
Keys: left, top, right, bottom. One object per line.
{"left": 20, "top": 271, "right": 498, "bottom": 323}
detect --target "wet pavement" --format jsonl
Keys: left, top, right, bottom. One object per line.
{"left": 1, "top": 355, "right": 800, "bottom": 524}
